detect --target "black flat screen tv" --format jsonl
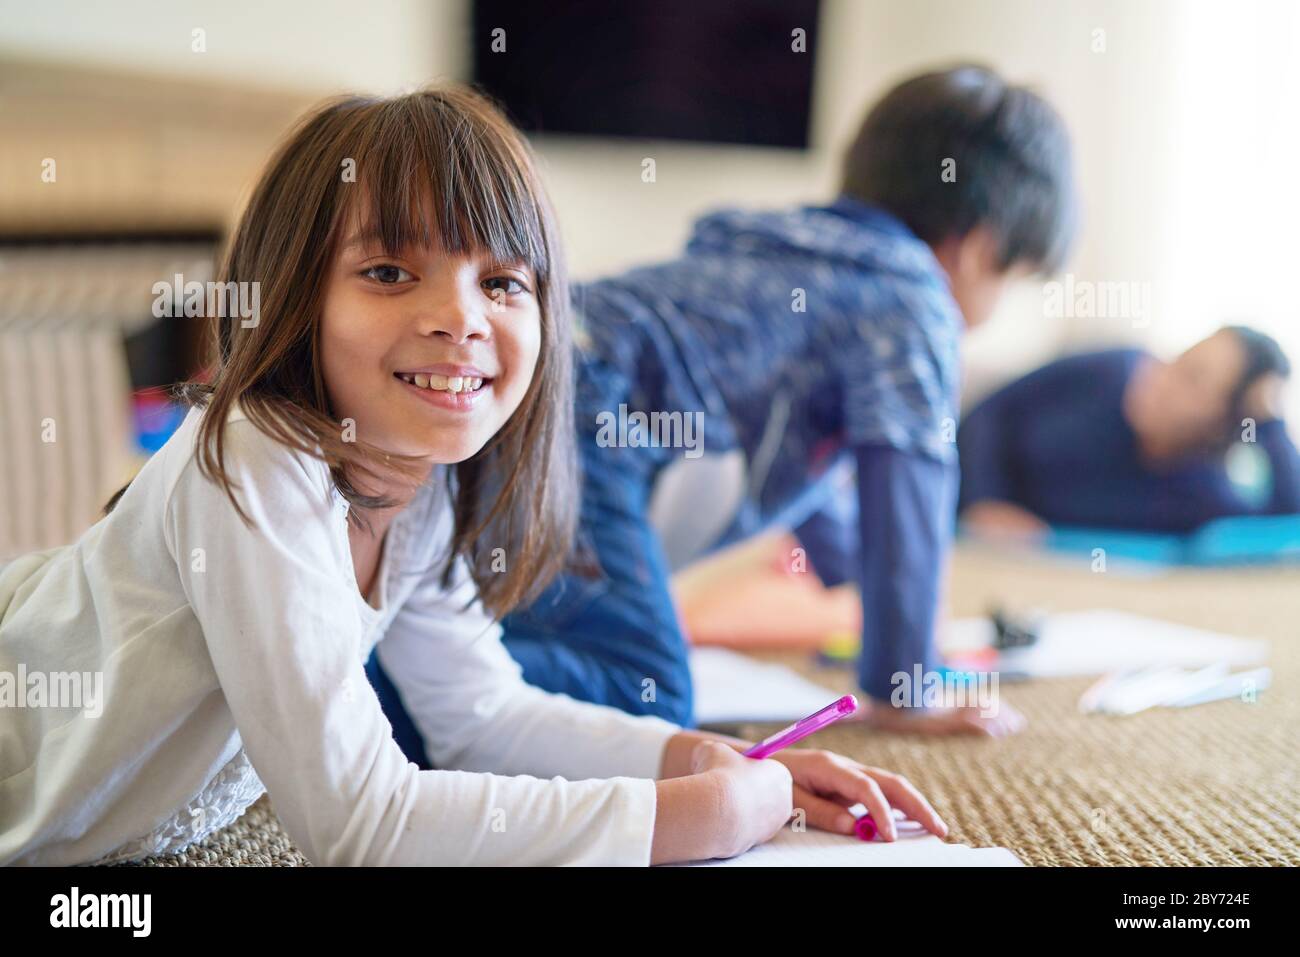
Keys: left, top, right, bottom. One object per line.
{"left": 471, "top": 0, "right": 820, "bottom": 148}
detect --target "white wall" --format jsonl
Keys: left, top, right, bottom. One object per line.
{"left": 0, "top": 0, "right": 462, "bottom": 92}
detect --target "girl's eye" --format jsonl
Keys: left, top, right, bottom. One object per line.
{"left": 483, "top": 276, "right": 527, "bottom": 297}
{"left": 361, "top": 264, "right": 414, "bottom": 285}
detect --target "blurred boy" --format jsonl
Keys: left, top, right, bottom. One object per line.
{"left": 959, "top": 326, "right": 1298, "bottom": 537}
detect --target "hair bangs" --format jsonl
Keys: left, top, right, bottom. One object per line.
{"left": 334, "top": 92, "right": 551, "bottom": 281}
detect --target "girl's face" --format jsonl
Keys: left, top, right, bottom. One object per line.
{"left": 319, "top": 223, "right": 541, "bottom": 467}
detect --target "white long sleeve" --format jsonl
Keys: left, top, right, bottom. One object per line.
{"left": 164, "top": 416, "right": 677, "bottom": 866}
{"left": 375, "top": 514, "right": 679, "bottom": 784}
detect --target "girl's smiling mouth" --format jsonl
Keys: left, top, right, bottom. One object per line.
{"left": 394, "top": 364, "right": 494, "bottom": 411}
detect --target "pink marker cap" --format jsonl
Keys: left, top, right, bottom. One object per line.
{"left": 853, "top": 815, "right": 877, "bottom": 842}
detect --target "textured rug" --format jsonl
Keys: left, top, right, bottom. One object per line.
{"left": 119, "top": 542, "right": 1300, "bottom": 866}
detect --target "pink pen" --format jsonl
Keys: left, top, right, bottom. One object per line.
{"left": 742, "top": 694, "right": 859, "bottom": 760}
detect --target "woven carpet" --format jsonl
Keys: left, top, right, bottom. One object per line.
{"left": 119, "top": 542, "right": 1300, "bottom": 866}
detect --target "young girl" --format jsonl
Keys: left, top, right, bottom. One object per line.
{"left": 0, "top": 87, "right": 947, "bottom": 866}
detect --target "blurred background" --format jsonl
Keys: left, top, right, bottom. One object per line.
{"left": 2, "top": 0, "right": 1299, "bottom": 556}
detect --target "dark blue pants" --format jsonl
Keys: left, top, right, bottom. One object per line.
{"left": 366, "top": 362, "right": 694, "bottom": 769}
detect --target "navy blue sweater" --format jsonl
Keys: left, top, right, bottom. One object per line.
{"left": 958, "top": 349, "right": 1300, "bottom": 533}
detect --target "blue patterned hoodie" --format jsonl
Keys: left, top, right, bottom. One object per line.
{"left": 575, "top": 195, "right": 963, "bottom": 542}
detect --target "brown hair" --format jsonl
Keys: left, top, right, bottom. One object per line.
{"left": 169, "top": 86, "right": 577, "bottom": 618}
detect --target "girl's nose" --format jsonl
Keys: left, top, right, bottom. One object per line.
{"left": 419, "top": 274, "right": 492, "bottom": 343}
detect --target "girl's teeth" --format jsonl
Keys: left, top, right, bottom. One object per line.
{"left": 401, "top": 373, "right": 487, "bottom": 393}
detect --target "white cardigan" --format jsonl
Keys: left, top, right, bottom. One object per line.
{"left": 0, "top": 406, "right": 678, "bottom": 866}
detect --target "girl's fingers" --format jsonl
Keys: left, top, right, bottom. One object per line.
{"left": 792, "top": 786, "right": 857, "bottom": 835}
{"left": 862, "top": 768, "right": 948, "bottom": 838}
{"left": 838, "top": 772, "right": 895, "bottom": 840}
{"left": 783, "top": 753, "right": 898, "bottom": 839}
{"left": 781, "top": 751, "right": 949, "bottom": 841}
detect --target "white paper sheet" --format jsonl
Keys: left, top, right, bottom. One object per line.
{"left": 669, "top": 822, "right": 1024, "bottom": 867}
{"left": 943, "top": 609, "right": 1268, "bottom": 678}
{"left": 690, "top": 646, "right": 843, "bottom": 724}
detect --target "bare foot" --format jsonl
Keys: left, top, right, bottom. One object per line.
{"left": 861, "top": 701, "right": 1027, "bottom": 737}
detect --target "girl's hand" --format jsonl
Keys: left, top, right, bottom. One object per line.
{"left": 693, "top": 741, "right": 793, "bottom": 858}
{"left": 771, "top": 749, "right": 948, "bottom": 842}
{"left": 651, "top": 740, "right": 792, "bottom": 863}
